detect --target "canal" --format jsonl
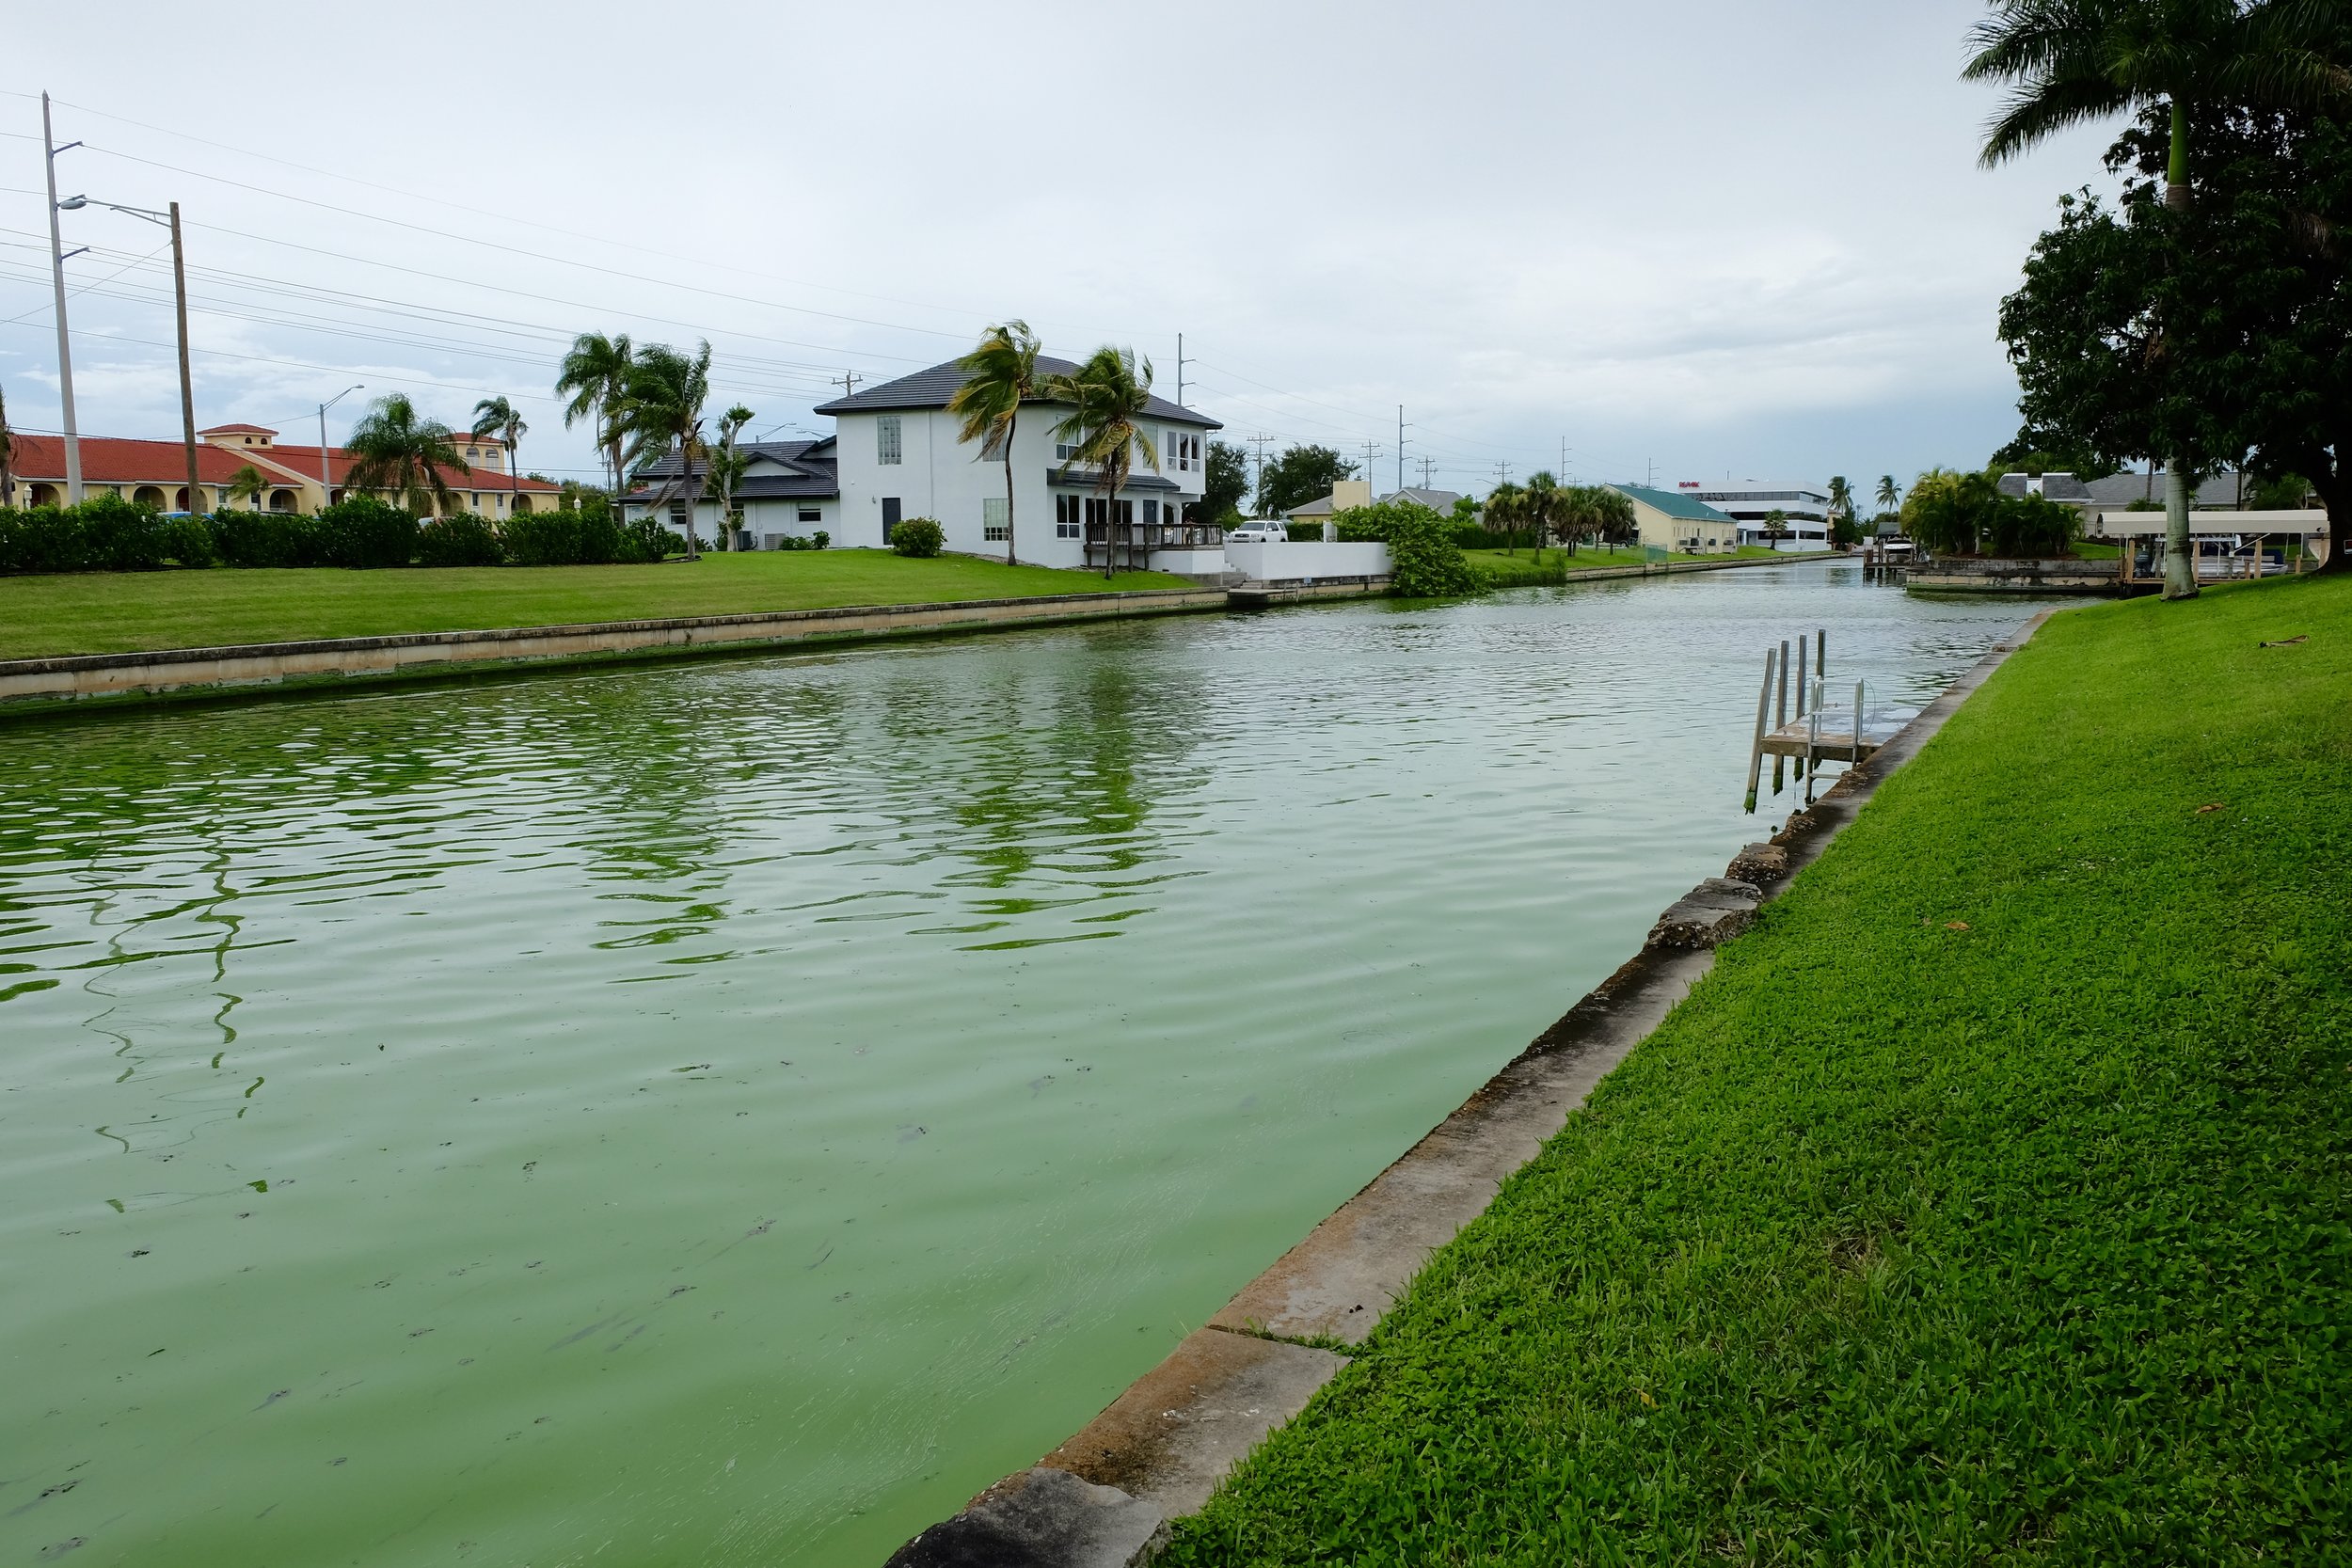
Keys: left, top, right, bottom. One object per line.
{"left": 0, "top": 562, "right": 2049, "bottom": 1565}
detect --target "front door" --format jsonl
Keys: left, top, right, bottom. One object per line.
{"left": 882, "top": 496, "right": 901, "bottom": 546}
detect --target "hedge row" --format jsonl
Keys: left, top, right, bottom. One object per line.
{"left": 0, "top": 495, "right": 688, "bottom": 576}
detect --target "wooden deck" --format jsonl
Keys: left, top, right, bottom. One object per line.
{"left": 1756, "top": 707, "right": 1915, "bottom": 764}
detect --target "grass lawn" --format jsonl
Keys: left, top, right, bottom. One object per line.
{"left": 0, "top": 551, "right": 1194, "bottom": 660}
{"left": 1462, "top": 545, "right": 1814, "bottom": 586}
{"left": 1164, "top": 574, "right": 2352, "bottom": 1564}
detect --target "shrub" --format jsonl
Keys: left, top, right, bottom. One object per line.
{"left": 1381, "top": 503, "right": 1480, "bottom": 597}
{"left": 318, "top": 497, "right": 418, "bottom": 569}
{"left": 890, "top": 516, "right": 945, "bottom": 558}
{"left": 209, "top": 508, "right": 327, "bottom": 568}
{"left": 416, "top": 513, "right": 503, "bottom": 567}
{"left": 502, "top": 508, "right": 584, "bottom": 566}
{"left": 619, "top": 515, "right": 681, "bottom": 562}
{"left": 813, "top": 531, "right": 829, "bottom": 550}
{"left": 0, "top": 495, "right": 188, "bottom": 573}
{"left": 161, "top": 515, "right": 218, "bottom": 568}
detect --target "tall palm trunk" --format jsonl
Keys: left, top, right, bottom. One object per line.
{"left": 2162, "top": 99, "right": 2199, "bottom": 600}
{"left": 1002, "top": 410, "right": 1019, "bottom": 567}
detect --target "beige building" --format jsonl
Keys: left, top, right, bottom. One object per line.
{"left": 6, "top": 425, "right": 563, "bottom": 516}
{"left": 1610, "top": 483, "right": 1741, "bottom": 554}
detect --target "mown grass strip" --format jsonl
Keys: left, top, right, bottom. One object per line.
{"left": 1163, "top": 575, "right": 2352, "bottom": 1565}
{"left": 0, "top": 552, "right": 1193, "bottom": 660}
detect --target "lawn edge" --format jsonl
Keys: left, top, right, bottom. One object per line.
{"left": 879, "top": 607, "right": 2070, "bottom": 1568}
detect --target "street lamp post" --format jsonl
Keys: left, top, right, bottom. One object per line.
{"left": 318, "top": 385, "right": 364, "bottom": 512}
{"left": 91, "top": 200, "right": 199, "bottom": 513}
{"left": 41, "top": 92, "right": 87, "bottom": 504}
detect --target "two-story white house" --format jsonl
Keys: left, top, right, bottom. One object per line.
{"left": 812, "top": 356, "right": 1225, "bottom": 571}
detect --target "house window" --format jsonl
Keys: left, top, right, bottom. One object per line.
{"left": 798, "top": 505, "right": 822, "bottom": 523}
{"left": 1056, "top": 433, "right": 1085, "bottom": 461}
{"left": 982, "top": 497, "right": 1009, "bottom": 542}
{"left": 1056, "top": 494, "right": 1082, "bottom": 538}
{"left": 877, "top": 416, "right": 902, "bottom": 466}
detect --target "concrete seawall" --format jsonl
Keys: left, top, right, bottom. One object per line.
{"left": 883, "top": 607, "right": 2066, "bottom": 1568}
{"left": 0, "top": 588, "right": 1227, "bottom": 713}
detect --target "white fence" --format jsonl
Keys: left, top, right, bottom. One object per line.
{"left": 1222, "top": 540, "right": 1392, "bottom": 583}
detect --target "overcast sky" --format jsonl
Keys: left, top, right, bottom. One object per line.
{"left": 4, "top": 1, "right": 2118, "bottom": 497}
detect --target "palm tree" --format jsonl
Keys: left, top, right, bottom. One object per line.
{"left": 471, "top": 395, "right": 528, "bottom": 508}
{"left": 1584, "top": 484, "right": 1636, "bottom": 548}
{"left": 1484, "top": 481, "right": 1524, "bottom": 554}
{"left": 0, "top": 383, "right": 14, "bottom": 509}
{"left": 226, "top": 463, "right": 269, "bottom": 510}
{"left": 343, "top": 394, "right": 468, "bottom": 515}
{"left": 1876, "top": 474, "right": 1902, "bottom": 516}
{"left": 1045, "top": 346, "right": 1157, "bottom": 578}
{"left": 1964, "top": 0, "right": 2350, "bottom": 597}
{"left": 1521, "top": 470, "right": 1564, "bottom": 562}
{"left": 1827, "top": 475, "right": 1854, "bottom": 530}
{"left": 555, "top": 331, "right": 634, "bottom": 500}
{"left": 706, "top": 404, "right": 755, "bottom": 549}
{"left": 946, "top": 320, "right": 1042, "bottom": 568}
{"left": 617, "top": 341, "right": 714, "bottom": 558}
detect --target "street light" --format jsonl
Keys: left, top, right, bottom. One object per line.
{"left": 41, "top": 91, "right": 87, "bottom": 503}
{"left": 88, "top": 199, "right": 199, "bottom": 513}
{"left": 318, "top": 385, "right": 365, "bottom": 510}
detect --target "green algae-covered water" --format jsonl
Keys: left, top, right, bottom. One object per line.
{"left": 0, "top": 564, "right": 2047, "bottom": 1565}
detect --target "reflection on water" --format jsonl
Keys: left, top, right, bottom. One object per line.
{"left": 0, "top": 563, "right": 2053, "bottom": 1566}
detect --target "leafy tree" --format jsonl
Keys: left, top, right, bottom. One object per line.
{"left": 470, "top": 395, "right": 528, "bottom": 506}
{"left": 344, "top": 393, "right": 468, "bottom": 515}
{"left": 617, "top": 341, "right": 714, "bottom": 558}
{"left": 1989, "top": 427, "right": 2120, "bottom": 478}
{"left": 1964, "top": 0, "right": 2352, "bottom": 596}
{"left": 555, "top": 331, "right": 634, "bottom": 499}
{"left": 1046, "top": 346, "right": 1158, "bottom": 578}
{"left": 1188, "top": 438, "right": 1250, "bottom": 527}
{"left": 2000, "top": 103, "right": 2352, "bottom": 573}
{"left": 1256, "top": 444, "right": 1357, "bottom": 519}
{"left": 946, "top": 320, "right": 1042, "bottom": 566}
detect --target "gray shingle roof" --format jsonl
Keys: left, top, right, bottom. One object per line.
{"left": 2000, "top": 470, "right": 2255, "bottom": 508}
{"left": 814, "top": 356, "right": 1222, "bottom": 428}
{"left": 626, "top": 438, "right": 837, "bottom": 500}
{"left": 1044, "top": 467, "right": 1179, "bottom": 493}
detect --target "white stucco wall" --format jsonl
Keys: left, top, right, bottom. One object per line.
{"left": 1223, "top": 540, "right": 1391, "bottom": 582}
{"left": 834, "top": 406, "right": 1213, "bottom": 568}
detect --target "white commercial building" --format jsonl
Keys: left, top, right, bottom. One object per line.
{"left": 1673, "top": 480, "right": 1834, "bottom": 546}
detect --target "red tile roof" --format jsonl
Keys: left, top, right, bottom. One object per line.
{"left": 9, "top": 434, "right": 563, "bottom": 495}
{"left": 258, "top": 443, "right": 561, "bottom": 493}
{"left": 197, "top": 422, "right": 278, "bottom": 436}
{"left": 11, "top": 435, "right": 265, "bottom": 486}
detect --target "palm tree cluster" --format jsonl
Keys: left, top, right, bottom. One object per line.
{"left": 1483, "top": 474, "right": 1636, "bottom": 559}
{"left": 947, "top": 322, "right": 1157, "bottom": 578}
{"left": 555, "top": 333, "right": 723, "bottom": 557}
{"left": 1963, "top": 0, "right": 2352, "bottom": 597}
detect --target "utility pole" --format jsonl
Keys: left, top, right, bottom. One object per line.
{"left": 1646, "top": 458, "right": 1657, "bottom": 488}
{"left": 1493, "top": 459, "right": 1511, "bottom": 489}
{"left": 1175, "top": 332, "right": 1194, "bottom": 408}
{"left": 1560, "top": 436, "right": 1568, "bottom": 482}
{"left": 1247, "top": 431, "right": 1275, "bottom": 513}
{"left": 830, "top": 371, "right": 863, "bottom": 401}
{"left": 318, "top": 384, "right": 364, "bottom": 510}
{"left": 1419, "top": 455, "right": 1437, "bottom": 487}
{"left": 1358, "top": 440, "right": 1382, "bottom": 488}
{"left": 42, "top": 92, "right": 86, "bottom": 504}
{"left": 95, "top": 199, "right": 199, "bottom": 510}
{"left": 1397, "top": 405, "right": 1406, "bottom": 493}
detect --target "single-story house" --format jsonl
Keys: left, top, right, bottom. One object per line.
{"left": 1610, "top": 483, "right": 1741, "bottom": 554}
